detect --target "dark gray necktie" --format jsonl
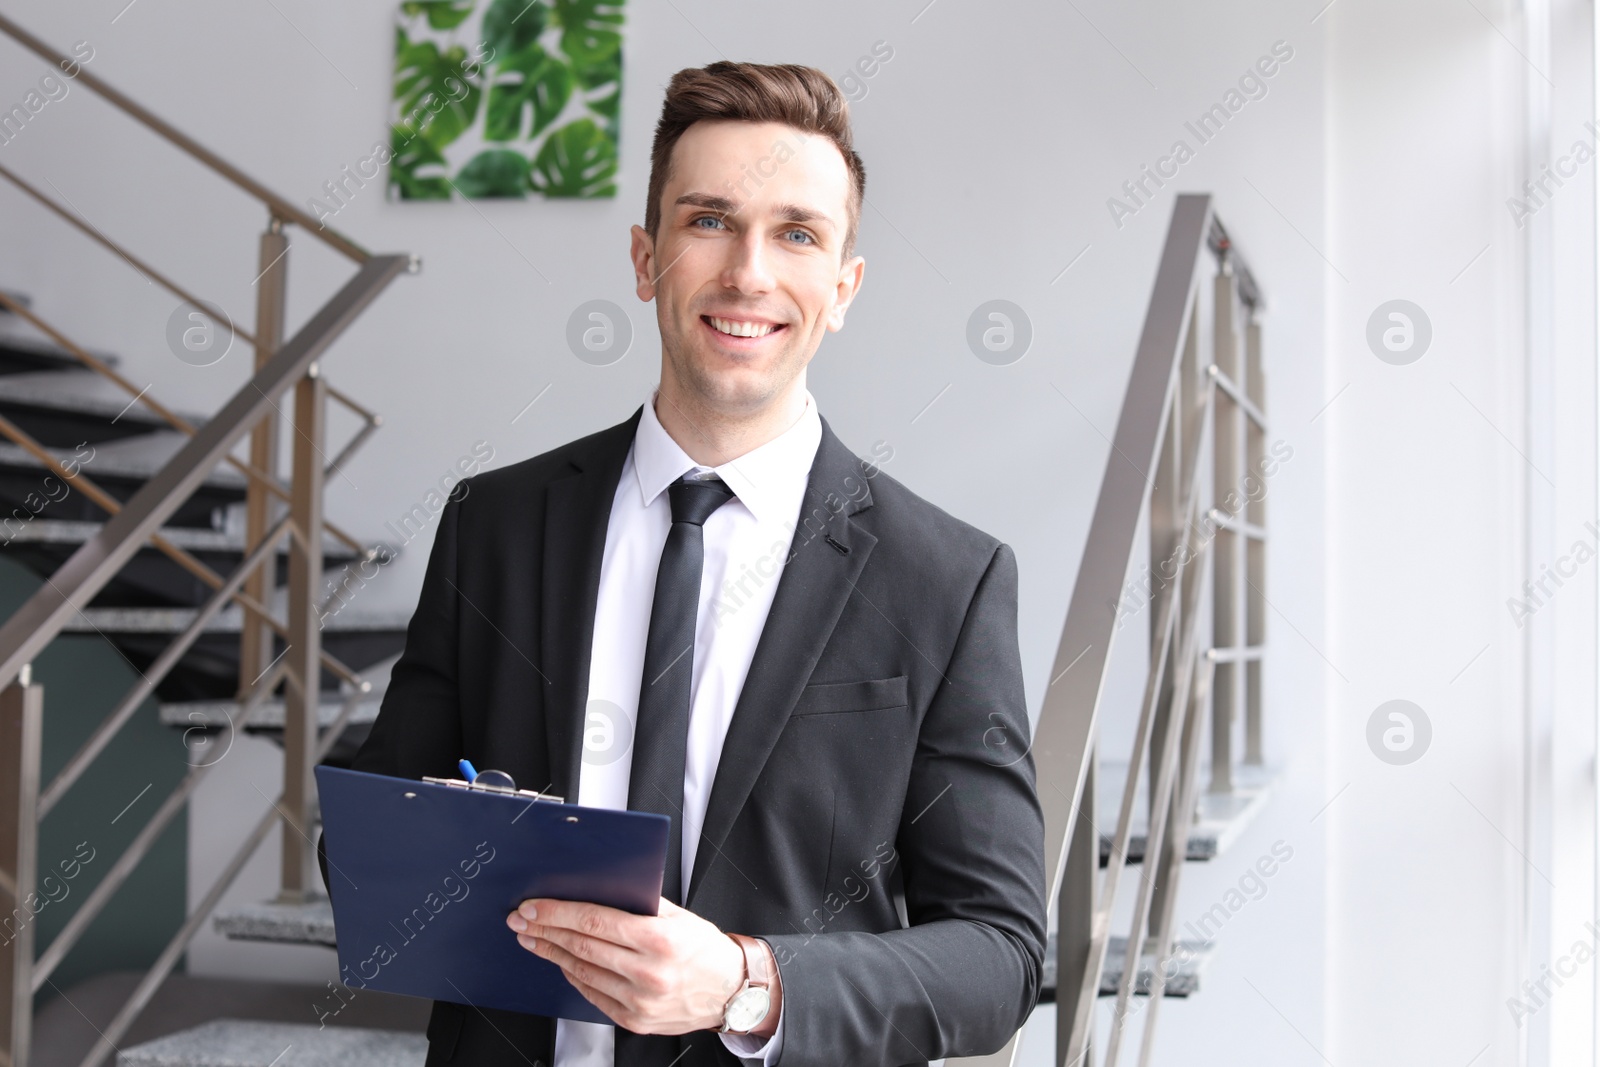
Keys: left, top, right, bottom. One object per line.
{"left": 627, "top": 474, "right": 735, "bottom": 906}
{"left": 615, "top": 476, "right": 733, "bottom": 1066}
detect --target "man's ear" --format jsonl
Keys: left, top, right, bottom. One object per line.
{"left": 630, "top": 224, "right": 657, "bottom": 302}
{"left": 827, "top": 253, "right": 866, "bottom": 332}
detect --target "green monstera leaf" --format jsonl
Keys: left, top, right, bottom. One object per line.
{"left": 483, "top": 0, "right": 550, "bottom": 64}
{"left": 393, "top": 28, "right": 482, "bottom": 149}
{"left": 485, "top": 45, "right": 574, "bottom": 142}
{"left": 528, "top": 118, "right": 617, "bottom": 198}
{"left": 455, "top": 149, "right": 531, "bottom": 197}
{"left": 570, "top": 48, "right": 619, "bottom": 127}
{"left": 399, "top": 0, "right": 475, "bottom": 29}
{"left": 553, "top": 0, "right": 623, "bottom": 67}
{"left": 388, "top": 125, "right": 453, "bottom": 199}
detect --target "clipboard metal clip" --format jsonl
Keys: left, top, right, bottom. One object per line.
{"left": 422, "top": 768, "right": 565, "bottom": 803}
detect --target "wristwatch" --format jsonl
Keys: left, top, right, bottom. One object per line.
{"left": 717, "top": 933, "right": 776, "bottom": 1035}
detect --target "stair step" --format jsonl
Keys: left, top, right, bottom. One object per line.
{"left": 1096, "top": 761, "right": 1277, "bottom": 865}
{"left": 161, "top": 692, "right": 384, "bottom": 730}
{"left": 117, "top": 1018, "right": 425, "bottom": 1066}
{"left": 0, "top": 433, "right": 247, "bottom": 530}
{"left": 0, "top": 315, "right": 121, "bottom": 376}
{"left": 1038, "top": 933, "right": 1212, "bottom": 1002}
{"left": 60, "top": 603, "right": 410, "bottom": 635}
{"left": 0, "top": 431, "right": 244, "bottom": 488}
{"left": 1, "top": 516, "right": 362, "bottom": 553}
{"left": 213, "top": 896, "right": 337, "bottom": 948}
{"left": 0, "top": 369, "right": 205, "bottom": 445}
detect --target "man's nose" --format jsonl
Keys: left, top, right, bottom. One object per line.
{"left": 721, "top": 230, "right": 776, "bottom": 293}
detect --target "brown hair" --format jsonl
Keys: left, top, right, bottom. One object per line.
{"left": 645, "top": 62, "right": 867, "bottom": 258}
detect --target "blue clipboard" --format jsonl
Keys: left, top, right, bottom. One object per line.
{"left": 315, "top": 764, "right": 670, "bottom": 1024}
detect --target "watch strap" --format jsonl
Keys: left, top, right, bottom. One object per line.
{"left": 727, "top": 933, "right": 770, "bottom": 990}
{"left": 718, "top": 933, "right": 780, "bottom": 1037}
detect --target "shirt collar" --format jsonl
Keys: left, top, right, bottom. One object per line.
{"left": 632, "top": 389, "right": 822, "bottom": 524}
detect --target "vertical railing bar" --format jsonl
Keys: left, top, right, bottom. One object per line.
{"left": 279, "top": 369, "right": 326, "bottom": 902}
{"left": 1100, "top": 574, "right": 1211, "bottom": 1066}
{"left": 1244, "top": 312, "right": 1267, "bottom": 765}
{"left": 1136, "top": 656, "right": 1216, "bottom": 1067}
{"left": 1067, "top": 391, "right": 1216, "bottom": 1064}
{"left": 0, "top": 673, "right": 42, "bottom": 1067}
{"left": 1058, "top": 751, "right": 1097, "bottom": 1067}
{"left": 240, "top": 215, "right": 288, "bottom": 699}
{"left": 1209, "top": 262, "right": 1242, "bottom": 795}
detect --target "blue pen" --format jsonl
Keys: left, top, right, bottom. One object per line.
{"left": 458, "top": 758, "right": 479, "bottom": 783}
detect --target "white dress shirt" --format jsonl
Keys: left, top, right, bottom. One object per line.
{"left": 553, "top": 388, "right": 821, "bottom": 1067}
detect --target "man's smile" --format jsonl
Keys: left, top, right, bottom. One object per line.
{"left": 700, "top": 314, "right": 789, "bottom": 345}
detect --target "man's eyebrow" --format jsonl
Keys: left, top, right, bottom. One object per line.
{"left": 673, "top": 193, "right": 837, "bottom": 232}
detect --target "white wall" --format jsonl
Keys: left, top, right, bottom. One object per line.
{"left": 1323, "top": 0, "right": 1596, "bottom": 1064}
{"left": 2, "top": 0, "right": 1351, "bottom": 1062}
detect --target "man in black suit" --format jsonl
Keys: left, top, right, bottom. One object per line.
{"left": 322, "top": 61, "right": 1046, "bottom": 1067}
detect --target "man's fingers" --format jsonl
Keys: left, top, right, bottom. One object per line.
{"left": 530, "top": 923, "right": 641, "bottom": 979}
{"left": 557, "top": 962, "right": 633, "bottom": 1029}
{"left": 521, "top": 898, "right": 645, "bottom": 946}
{"left": 522, "top": 933, "right": 635, "bottom": 1006}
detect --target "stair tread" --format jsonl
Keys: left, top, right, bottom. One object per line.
{"left": 161, "top": 692, "right": 385, "bottom": 729}
{"left": 1096, "top": 761, "right": 1277, "bottom": 864}
{"left": 213, "top": 897, "right": 338, "bottom": 948}
{"left": 118, "top": 1018, "right": 425, "bottom": 1066}
{"left": 0, "top": 313, "right": 122, "bottom": 373}
{"left": 0, "top": 368, "right": 209, "bottom": 427}
{"left": 1040, "top": 932, "right": 1213, "bottom": 1000}
{"left": 1, "top": 517, "right": 365, "bottom": 556}
{"left": 161, "top": 654, "right": 398, "bottom": 728}
{"left": 59, "top": 601, "right": 411, "bottom": 634}
{"left": 0, "top": 433, "right": 246, "bottom": 487}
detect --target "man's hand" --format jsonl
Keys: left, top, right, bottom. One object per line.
{"left": 507, "top": 897, "right": 745, "bottom": 1034}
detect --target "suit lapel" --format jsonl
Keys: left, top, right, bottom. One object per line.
{"left": 686, "top": 420, "right": 878, "bottom": 907}
{"left": 540, "top": 408, "right": 641, "bottom": 802}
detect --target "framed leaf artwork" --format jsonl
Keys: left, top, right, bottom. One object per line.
{"left": 389, "top": 0, "right": 623, "bottom": 200}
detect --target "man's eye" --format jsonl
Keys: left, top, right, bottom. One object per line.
{"left": 692, "top": 215, "right": 726, "bottom": 230}
{"left": 783, "top": 229, "right": 815, "bottom": 245}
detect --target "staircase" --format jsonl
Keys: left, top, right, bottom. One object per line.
{"left": 0, "top": 307, "right": 408, "bottom": 709}
{"left": 0, "top": 11, "right": 423, "bottom": 1067}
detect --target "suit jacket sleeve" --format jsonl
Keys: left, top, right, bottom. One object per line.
{"left": 760, "top": 542, "right": 1048, "bottom": 1066}
{"left": 319, "top": 487, "right": 468, "bottom": 896}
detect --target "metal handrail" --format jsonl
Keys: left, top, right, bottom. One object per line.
{"left": 950, "top": 194, "right": 1266, "bottom": 1067}
{"left": 1065, "top": 385, "right": 1216, "bottom": 1054}
{"left": 0, "top": 11, "right": 370, "bottom": 263}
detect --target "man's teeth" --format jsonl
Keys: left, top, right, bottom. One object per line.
{"left": 709, "top": 316, "right": 778, "bottom": 338}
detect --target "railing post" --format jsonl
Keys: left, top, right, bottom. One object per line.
{"left": 0, "top": 667, "right": 42, "bottom": 1067}
{"left": 1244, "top": 313, "right": 1266, "bottom": 765}
{"left": 239, "top": 216, "right": 288, "bottom": 697}
{"left": 1058, "top": 751, "right": 1096, "bottom": 1067}
{"left": 1210, "top": 262, "right": 1243, "bottom": 795}
{"left": 279, "top": 365, "right": 325, "bottom": 903}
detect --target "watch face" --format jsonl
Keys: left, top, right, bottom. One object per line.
{"left": 724, "top": 986, "right": 771, "bottom": 1032}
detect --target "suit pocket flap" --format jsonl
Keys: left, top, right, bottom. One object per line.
{"left": 792, "top": 675, "right": 909, "bottom": 716}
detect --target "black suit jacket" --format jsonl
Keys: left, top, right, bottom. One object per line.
{"left": 318, "top": 407, "right": 1047, "bottom": 1067}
